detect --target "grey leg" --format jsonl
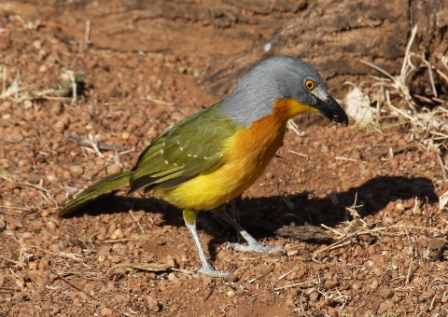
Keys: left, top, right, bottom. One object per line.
{"left": 217, "top": 208, "right": 286, "bottom": 254}
{"left": 183, "top": 210, "right": 229, "bottom": 278}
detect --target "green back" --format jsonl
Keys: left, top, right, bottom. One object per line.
{"left": 128, "top": 102, "right": 241, "bottom": 193}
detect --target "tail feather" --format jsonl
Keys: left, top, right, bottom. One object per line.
{"left": 59, "top": 171, "right": 132, "bottom": 217}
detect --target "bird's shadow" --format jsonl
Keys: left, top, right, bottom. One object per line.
{"left": 64, "top": 176, "right": 438, "bottom": 263}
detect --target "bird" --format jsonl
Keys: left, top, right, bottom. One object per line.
{"left": 59, "top": 55, "right": 348, "bottom": 277}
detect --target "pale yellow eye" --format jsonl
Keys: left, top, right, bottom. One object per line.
{"left": 305, "top": 80, "right": 315, "bottom": 91}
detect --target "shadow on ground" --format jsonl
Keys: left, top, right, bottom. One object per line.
{"left": 62, "top": 175, "right": 438, "bottom": 260}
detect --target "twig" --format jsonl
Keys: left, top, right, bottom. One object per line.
{"left": 248, "top": 265, "right": 275, "bottom": 283}
{"left": 289, "top": 150, "right": 308, "bottom": 159}
{"left": 147, "top": 95, "right": 174, "bottom": 106}
{"left": 272, "top": 280, "right": 314, "bottom": 291}
{"left": 439, "top": 191, "right": 448, "bottom": 210}
{"left": 436, "top": 152, "right": 448, "bottom": 182}
{"left": 361, "top": 25, "right": 419, "bottom": 111}
{"left": 65, "top": 135, "right": 127, "bottom": 152}
{"left": 387, "top": 104, "right": 416, "bottom": 121}
{"left": 400, "top": 26, "right": 418, "bottom": 85}
{"left": 424, "top": 58, "right": 437, "bottom": 97}
{"left": 360, "top": 60, "right": 394, "bottom": 81}
{"left": 129, "top": 202, "right": 145, "bottom": 234}
{"left": 278, "top": 269, "right": 297, "bottom": 281}
{"left": 1, "top": 65, "right": 5, "bottom": 96}
{"left": 51, "top": 270, "right": 101, "bottom": 303}
{"left": 405, "top": 257, "right": 414, "bottom": 285}
{"left": 316, "top": 222, "right": 447, "bottom": 260}
{"left": 435, "top": 68, "right": 448, "bottom": 85}
{"left": 85, "top": 20, "right": 91, "bottom": 46}
{"left": 70, "top": 71, "right": 77, "bottom": 104}
{"left": 203, "top": 279, "right": 216, "bottom": 301}
{"left": 0, "top": 255, "right": 26, "bottom": 268}
{"left": 335, "top": 156, "right": 357, "bottom": 162}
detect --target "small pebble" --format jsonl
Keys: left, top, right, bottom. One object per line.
{"left": 28, "top": 262, "right": 38, "bottom": 270}
{"left": 372, "top": 267, "right": 382, "bottom": 277}
{"left": 225, "top": 273, "right": 238, "bottom": 283}
{"left": 352, "top": 282, "right": 362, "bottom": 290}
{"left": 369, "top": 278, "right": 379, "bottom": 290}
{"left": 38, "top": 259, "right": 49, "bottom": 270}
{"left": 129, "top": 234, "right": 140, "bottom": 241}
{"left": 8, "top": 222, "right": 18, "bottom": 230}
{"left": 70, "top": 165, "right": 84, "bottom": 176}
{"left": 50, "top": 101, "right": 62, "bottom": 115}
{"left": 100, "top": 307, "right": 113, "bottom": 316}
{"left": 109, "top": 255, "right": 121, "bottom": 263}
{"left": 46, "top": 174, "right": 56, "bottom": 182}
{"left": 32, "top": 40, "right": 41, "bottom": 49}
{"left": 308, "top": 291, "right": 319, "bottom": 301}
{"left": 146, "top": 295, "right": 160, "bottom": 312}
{"left": 38, "top": 64, "right": 47, "bottom": 73}
{"left": 0, "top": 217, "right": 7, "bottom": 230}
{"left": 62, "top": 170, "right": 71, "bottom": 180}
{"left": 128, "top": 134, "right": 140, "bottom": 146}
{"left": 395, "top": 202, "right": 405, "bottom": 211}
{"left": 27, "top": 173, "right": 42, "bottom": 184}
{"left": 98, "top": 255, "right": 107, "bottom": 262}
{"left": 108, "top": 223, "right": 117, "bottom": 234}
{"left": 106, "top": 163, "right": 122, "bottom": 175}
{"left": 46, "top": 221, "right": 57, "bottom": 231}
{"left": 167, "top": 272, "right": 178, "bottom": 281}
{"left": 49, "top": 244, "right": 61, "bottom": 253}
{"left": 121, "top": 131, "right": 130, "bottom": 140}
{"left": 397, "top": 138, "right": 407, "bottom": 147}
{"left": 226, "top": 290, "right": 236, "bottom": 297}
{"left": 27, "top": 221, "right": 44, "bottom": 232}
{"left": 115, "top": 246, "right": 126, "bottom": 256}
{"left": 379, "top": 288, "right": 394, "bottom": 299}
{"left": 52, "top": 120, "right": 67, "bottom": 133}
{"left": 22, "top": 232, "right": 32, "bottom": 239}
{"left": 113, "top": 228, "right": 124, "bottom": 239}
{"left": 129, "top": 116, "right": 146, "bottom": 128}
{"left": 166, "top": 255, "right": 176, "bottom": 268}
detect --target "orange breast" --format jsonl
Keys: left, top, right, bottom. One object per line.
{"left": 154, "top": 100, "right": 294, "bottom": 211}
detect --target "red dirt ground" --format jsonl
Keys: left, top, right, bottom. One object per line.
{"left": 1, "top": 1, "right": 447, "bottom": 316}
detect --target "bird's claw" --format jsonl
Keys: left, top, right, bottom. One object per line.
{"left": 198, "top": 263, "right": 229, "bottom": 278}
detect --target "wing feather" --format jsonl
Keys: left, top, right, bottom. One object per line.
{"left": 128, "top": 103, "right": 240, "bottom": 193}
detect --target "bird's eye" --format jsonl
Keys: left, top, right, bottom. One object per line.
{"left": 305, "top": 79, "right": 315, "bottom": 91}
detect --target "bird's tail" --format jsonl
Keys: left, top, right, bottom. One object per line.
{"left": 59, "top": 170, "right": 132, "bottom": 217}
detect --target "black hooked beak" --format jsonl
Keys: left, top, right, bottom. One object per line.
{"left": 316, "top": 94, "right": 349, "bottom": 126}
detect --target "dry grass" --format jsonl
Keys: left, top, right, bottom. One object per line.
{"left": 0, "top": 65, "right": 81, "bottom": 104}
{"left": 344, "top": 25, "right": 448, "bottom": 192}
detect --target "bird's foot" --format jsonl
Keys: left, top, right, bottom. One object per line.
{"left": 226, "top": 241, "right": 286, "bottom": 254}
{"left": 225, "top": 227, "right": 287, "bottom": 253}
{"left": 197, "top": 263, "right": 229, "bottom": 278}
{"left": 217, "top": 209, "right": 286, "bottom": 254}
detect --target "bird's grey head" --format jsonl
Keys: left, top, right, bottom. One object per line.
{"left": 221, "top": 55, "right": 348, "bottom": 126}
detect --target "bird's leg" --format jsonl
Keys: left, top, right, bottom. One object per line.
{"left": 216, "top": 205, "right": 286, "bottom": 254}
{"left": 183, "top": 209, "right": 229, "bottom": 278}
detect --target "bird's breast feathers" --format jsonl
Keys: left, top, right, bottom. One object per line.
{"left": 154, "top": 100, "right": 294, "bottom": 211}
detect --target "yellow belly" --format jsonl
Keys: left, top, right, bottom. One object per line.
{"left": 154, "top": 115, "right": 287, "bottom": 211}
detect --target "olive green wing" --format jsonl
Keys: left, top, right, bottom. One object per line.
{"left": 128, "top": 103, "right": 240, "bottom": 193}
{"left": 59, "top": 171, "right": 133, "bottom": 216}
